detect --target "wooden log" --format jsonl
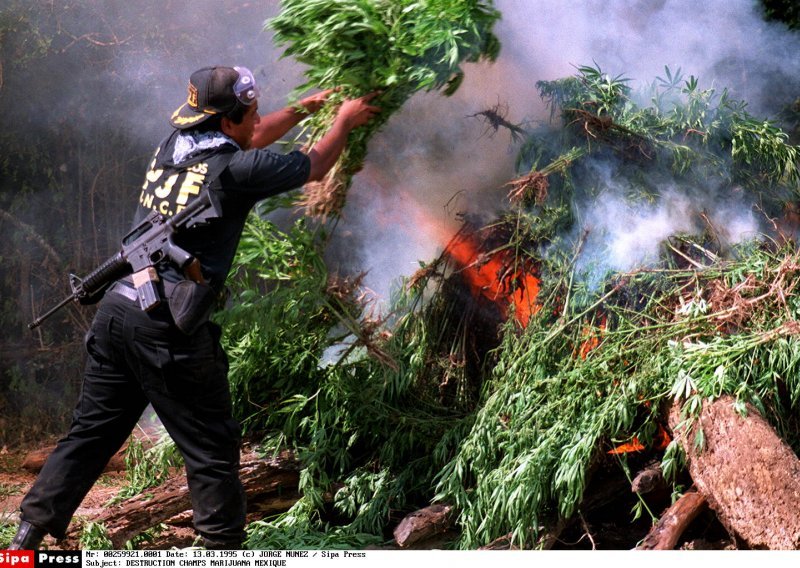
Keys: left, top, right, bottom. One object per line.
{"left": 65, "top": 452, "right": 300, "bottom": 548}
{"left": 23, "top": 444, "right": 128, "bottom": 474}
{"left": 636, "top": 490, "right": 707, "bottom": 550}
{"left": 669, "top": 396, "right": 800, "bottom": 549}
{"left": 477, "top": 516, "right": 570, "bottom": 550}
{"left": 393, "top": 504, "right": 453, "bottom": 548}
{"left": 479, "top": 532, "right": 518, "bottom": 550}
{"left": 631, "top": 461, "right": 666, "bottom": 495}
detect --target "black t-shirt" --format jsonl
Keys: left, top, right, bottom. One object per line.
{"left": 133, "top": 129, "right": 310, "bottom": 291}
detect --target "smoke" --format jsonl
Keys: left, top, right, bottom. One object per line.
{"left": 576, "top": 183, "right": 760, "bottom": 278}
{"left": 333, "top": 0, "right": 800, "bottom": 300}
{"left": 493, "top": 0, "right": 800, "bottom": 114}
{"left": 4, "top": 0, "right": 799, "bottom": 305}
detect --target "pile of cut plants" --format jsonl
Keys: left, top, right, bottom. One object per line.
{"left": 219, "top": 63, "right": 800, "bottom": 550}
{"left": 45, "top": 2, "right": 800, "bottom": 551}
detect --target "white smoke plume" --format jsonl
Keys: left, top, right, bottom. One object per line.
{"left": 334, "top": 0, "right": 799, "bottom": 299}
{"left": 9, "top": 0, "right": 798, "bottom": 301}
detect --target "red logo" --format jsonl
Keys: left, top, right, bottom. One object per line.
{"left": 0, "top": 551, "right": 34, "bottom": 568}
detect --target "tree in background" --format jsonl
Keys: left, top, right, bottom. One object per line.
{"left": 763, "top": 0, "right": 800, "bottom": 29}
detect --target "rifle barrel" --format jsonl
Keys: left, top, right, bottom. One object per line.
{"left": 28, "top": 294, "right": 78, "bottom": 330}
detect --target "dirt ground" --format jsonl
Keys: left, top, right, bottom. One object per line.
{"left": 0, "top": 444, "right": 197, "bottom": 550}
{"left": 0, "top": 441, "right": 736, "bottom": 551}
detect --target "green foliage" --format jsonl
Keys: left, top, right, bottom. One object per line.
{"left": 268, "top": 0, "right": 500, "bottom": 96}
{"left": 110, "top": 429, "right": 184, "bottom": 504}
{"left": 223, "top": 65, "right": 800, "bottom": 549}
{"left": 0, "top": 518, "right": 16, "bottom": 549}
{"left": 222, "top": 211, "right": 477, "bottom": 547}
{"left": 219, "top": 214, "right": 333, "bottom": 433}
{"left": 80, "top": 521, "right": 113, "bottom": 550}
{"left": 517, "top": 64, "right": 800, "bottom": 230}
{"left": 246, "top": 498, "right": 384, "bottom": 550}
{"left": 267, "top": 0, "right": 501, "bottom": 207}
{"left": 435, "top": 242, "right": 800, "bottom": 547}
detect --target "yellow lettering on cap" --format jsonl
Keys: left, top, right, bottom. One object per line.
{"left": 188, "top": 83, "right": 198, "bottom": 108}
{"left": 170, "top": 108, "right": 216, "bottom": 125}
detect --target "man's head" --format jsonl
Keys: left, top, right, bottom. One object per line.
{"left": 170, "top": 66, "right": 260, "bottom": 145}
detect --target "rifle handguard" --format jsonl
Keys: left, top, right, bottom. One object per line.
{"left": 77, "top": 252, "right": 130, "bottom": 297}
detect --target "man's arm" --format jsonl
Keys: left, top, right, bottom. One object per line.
{"left": 250, "top": 90, "right": 333, "bottom": 149}
{"left": 306, "top": 92, "right": 381, "bottom": 182}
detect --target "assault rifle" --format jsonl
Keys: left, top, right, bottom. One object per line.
{"left": 29, "top": 192, "right": 219, "bottom": 329}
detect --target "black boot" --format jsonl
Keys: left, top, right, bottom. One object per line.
{"left": 8, "top": 521, "right": 47, "bottom": 550}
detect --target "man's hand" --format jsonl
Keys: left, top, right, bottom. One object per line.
{"left": 337, "top": 92, "right": 381, "bottom": 129}
{"left": 251, "top": 89, "right": 339, "bottom": 149}
{"left": 297, "top": 88, "right": 336, "bottom": 115}
{"left": 306, "top": 92, "right": 382, "bottom": 182}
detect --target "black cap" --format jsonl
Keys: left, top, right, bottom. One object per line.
{"left": 170, "top": 66, "right": 240, "bottom": 130}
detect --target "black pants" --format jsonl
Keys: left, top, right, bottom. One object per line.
{"left": 20, "top": 289, "right": 246, "bottom": 545}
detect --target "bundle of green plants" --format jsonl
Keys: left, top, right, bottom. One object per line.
{"left": 225, "top": 226, "right": 478, "bottom": 546}
{"left": 428, "top": 65, "right": 800, "bottom": 548}
{"left": 434, "top": 237, "right": 800, "bottom": 547}
{"left": 267, "top": 0, "right": 500, "bottom": 219}
{"left": 0, "top": 518, "right": 16, "bottom": 549}
{"left": 516, "top": 65, "right": 798, "bottom": 207}
{"left": 216, "top": 199, "right": 345, "bottom": 435}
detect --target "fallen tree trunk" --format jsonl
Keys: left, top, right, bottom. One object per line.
{"left": 23, "top": 444, "right": 128, "bottom": 474}
{"left": 669, "top": 396, "right": 800, "bottom": 549}
{"left": 636, "top": 490, "right": 707, "bottom": 550}
{"left": 65, "top": 451, "right": 301, "bottom": 548}
{"left": 393, "top": 504, "right": 453, "bottom": 548}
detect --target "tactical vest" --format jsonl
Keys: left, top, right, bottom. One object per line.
{"left": 136, "top": 143, "right": 236, "bottom": 221}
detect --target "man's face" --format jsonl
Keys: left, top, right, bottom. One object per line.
{"left": 224, "top": 102, "right": 260, "bottom": 150}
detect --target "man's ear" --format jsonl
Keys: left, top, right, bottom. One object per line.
{"left": 220, "top": 116, "right": 234, "bottom": 137}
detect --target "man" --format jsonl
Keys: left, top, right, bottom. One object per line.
{"left": 9, "top": 65, "right": 379, "bottom": 550}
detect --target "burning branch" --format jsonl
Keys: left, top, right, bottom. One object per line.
{"left": 442, "top": 224, "right": 541, "bottom": 327}
{"left": 506, "top": 171, "right": 549, "bottom": 205}
{"left": 468, "top": 99, "right": 527, "bottom": 142}
{"left": 408, "top": 258, "right": 445, "bottom": 291}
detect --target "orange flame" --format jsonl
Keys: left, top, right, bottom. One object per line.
{"left": 444, "top": 231, "right": 540, "bottom": 327}
{"left": 577, "top": 314, "right": 607, "bottom": 359}
{"left": 607, "top": 424, "right": 672, "bottom": 455}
